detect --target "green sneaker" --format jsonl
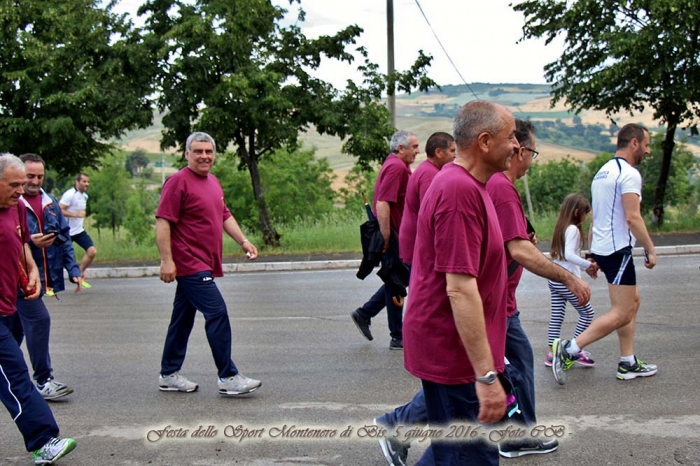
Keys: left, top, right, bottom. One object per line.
{"left": 551, "top": 338, "right": 575, "bottom": 385}
{"left": 33, "top": 437, "right": 76, "bottom": 465}
{"left": 616, "top": 357, "right": 658, "bottom": 380}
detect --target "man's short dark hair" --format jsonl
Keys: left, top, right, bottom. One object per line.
{"left": 617, "top": 123, "right": 648, "bottom": 149}
{"left": 515, "top": 119, "right": 536, "bottom": 146}
{"left": 75, "top": 173, "right": 88, "bottom": 183}
{"left": 20, "top": 153, "right": 46, "bottom": 167}
{"left": 425, "top": 132, "right": 454, "bottom": 158}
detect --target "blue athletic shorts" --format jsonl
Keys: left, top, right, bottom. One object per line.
{"left": 70, "top": 230, "right": 95, "bottom": 251}
{"left": 592, "top": 246, "right": 636, "bottom": 286}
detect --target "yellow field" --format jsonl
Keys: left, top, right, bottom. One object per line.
{"left": 117, "top": 87, "right": 698, "bottom": 190}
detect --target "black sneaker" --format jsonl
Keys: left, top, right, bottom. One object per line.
{"left": 351, "top": 309, "right": 373, "bottom": 341}
{"left": 375, "top": 419, "right": 409, "bottom": 466}
{"left": 389, "top": 338, "right": 403, "bottom": 350}
{"left": 616, "top": 357, "right": 658, "bottom": 380}
{"left": 499, "top": 438, "right": 559, "bottom": 458}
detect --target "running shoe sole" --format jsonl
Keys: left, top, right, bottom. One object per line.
{"left": 498, "top": 440, "right": 559, "bottom": 458}
{"left": 158, "top": 385, "right": 198, "bottom": 393}
{"left": 219, "top": 382, "right": 262, "bottom": 397}
{"left": 616, "top": 367, "right": 658, "bottom": 380}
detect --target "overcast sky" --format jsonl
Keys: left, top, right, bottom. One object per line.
{"left": 114, "top": 0, "right": 565, "bottom": 89}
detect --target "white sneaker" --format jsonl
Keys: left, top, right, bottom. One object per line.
{"left": 37, "top": 379, "right": 74, "bottom": 401}
{"left": 218, "top": 373, "right": 262, "bottom": 396}
{"left": 33, "top": 437, "right": 76, "bottom": 465}
{"left": 159, "top": 371, "right": 199, "bottom": 392}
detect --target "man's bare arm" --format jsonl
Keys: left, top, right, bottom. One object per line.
{"left": 223, "top": 216, "right": 257, "bottom": 260}
{"left": 59, "top": 202, "right": 85, "bottom": 219}
{"left": 375, "top": 200, "right": 391, "bottom": 252}
{"left": 622, "top": 192, "right": 656, "bottom": 268}
{"left": 446, "top": 272, "right": 505, "bottom": 424}
{"left": 156, "top": 218, "right": 176, "bottom": 282}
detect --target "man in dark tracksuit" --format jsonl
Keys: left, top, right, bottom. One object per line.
{"left": 0, "top": 153, "right": 76, "bottom": 464}
{"left": 10, "top": 153, "right": 82, "bottom": 401}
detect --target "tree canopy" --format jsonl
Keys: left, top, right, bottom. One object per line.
{"left": 139, "top": 0, "right": 435, "bottom": 246}
{"left": 513, "top": 0, "right": 700, "bottom": 224}
{"left": 0, "top": 0, "right": 155, "bottom": 175}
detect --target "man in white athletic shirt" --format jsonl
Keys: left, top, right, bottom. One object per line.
{"left": 59, "top": 173, "right": 97, "bottom": 288}
{"left": 551, "top": 123, "right": 658, "bottom": 384}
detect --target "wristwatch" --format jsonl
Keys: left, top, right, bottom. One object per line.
{"left": 476, "top": 370, "right": 497, "bottom": 385}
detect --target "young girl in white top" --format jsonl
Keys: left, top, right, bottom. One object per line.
{"left": 545, "top": 193, "right": 598, "bottom": 367}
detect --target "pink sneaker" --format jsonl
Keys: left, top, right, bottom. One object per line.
{"left": 544, "top": 351, "right": 553, "bottom": 367}
{"left": 574, "top": 350, "right": 595, "bottom": 367}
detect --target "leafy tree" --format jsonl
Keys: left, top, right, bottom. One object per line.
{"left": 514, "top": 0, "right": 700, "bottom": 225}
{"left": 338, "top": 164, "right": 379, "bottom": 213}
{"left": 124, "top": 184, "right": 159, "bottom": 244}
{"left": 0, "top": 0, "right": 155, "bottom": 175}
{"left": 86, "top": 154, "right": 130, "bottom": 237}
{"left": 517, "top": 157, "right": 583, "bottom": 212}
{"left": 213, "top": 147, "right": 338, "bottom": 230}
{"left": 125, "top": 148, "right": 151, "bottom": 177}
{"left": 140, "top": 0, "right": 435, "bottom": 246}
{"left": 638, "top": 134, "right": 699, "bottom": 213}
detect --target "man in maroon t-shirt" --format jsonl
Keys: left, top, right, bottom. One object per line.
{"left": 402, "top": 101, "right": 518, "bottom": 465}
{"left": 398, "top": 131, "right": 455, "bottom": 265}
{"left": 0, "top": 154, "right": 76, "bottom": 464}
{"left": 351, "top": 130, "right": 419, "bottom": 350}
{"left": 486, "top": 119, "right": 590, "bottom": 458}
{"left": 156, "top": 132, "right": 262, "bottom": 397}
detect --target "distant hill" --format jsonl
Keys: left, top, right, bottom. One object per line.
{"left": 115, "top": 83, "right": 699, "bottom": 189}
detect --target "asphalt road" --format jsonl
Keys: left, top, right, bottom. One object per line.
{"left": 1, "top": 253, "right": 700, "bottom": 465}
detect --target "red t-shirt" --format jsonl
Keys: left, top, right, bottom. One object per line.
{"left": 372, "top": 153, "right": 412, "bottom": 233}
{"left": 24, "top": 193, "right": 44, "bottom": 230}
{"left": 404, "top": 163, "right": 507, "bottom": 385}
{"left": 156, "top": 167, "right": 232, "bottom": 277}
{"left": 486, "top": 172, "right": 529, "bottom": 317}
{"left": 0, "top": 203, "right": 30, "bottom": 316}
{"left": 399, "top": 159, "right": 440, "bottom": 264}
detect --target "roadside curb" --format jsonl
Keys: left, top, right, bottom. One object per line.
{"left": 80, "top": 244, "right": 700, "bottom": 280}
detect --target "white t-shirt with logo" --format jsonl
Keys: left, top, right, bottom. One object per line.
{"left": 590, "top": 157, "right": 642, "bottom": 255}
{"left": 59, "top": 187, "right": 88, "bottom": 236}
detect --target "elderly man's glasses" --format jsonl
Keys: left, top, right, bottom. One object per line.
{"left": 523, "top": 147, "right": 539, "bottom": 159}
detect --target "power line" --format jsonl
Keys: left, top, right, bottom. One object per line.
{"left": 412, "top": 0, "right": 479, "bottom": 100}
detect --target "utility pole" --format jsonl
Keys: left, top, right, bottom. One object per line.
{"left": 161, "top": 153, "right": 165, "bottom": 186}
{"left": 387, "top": 0, "right": 396, "bottom": 128}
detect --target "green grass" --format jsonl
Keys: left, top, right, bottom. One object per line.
{"left": 77, "top": 210, "right": 366, "bottom": 265}
{"left": 76, "top": 205, "right": 698, "bottom": 266}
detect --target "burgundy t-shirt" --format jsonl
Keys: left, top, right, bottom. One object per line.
{"left": 24, "top": 193, "right": 44, "bottom": 230}
{"left": 372, "top": 153, "right": 412, "bottom": 233}
{"left": 156, "top": 167, "right": 232, "bottom": 277}
{"left": 486, "top": 172, "right": 529, "bottom": 317}
{"left": 399, "top": 159, "right": 440, "bottom": 264}
{"left": 0, "top": 203, "right": 30, "bottom": 316}
{"left": 404, "top": 163, "right": 507, "bottom": 384}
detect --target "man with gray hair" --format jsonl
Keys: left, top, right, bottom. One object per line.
{"left": 0, "top": 154, "right": 76, "bottom": 464}
{"left": 351, "top": 130, "right": 420, "bottom": 350}
{"left": 156, "top": 132, "right": 262, "bottom": 396}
